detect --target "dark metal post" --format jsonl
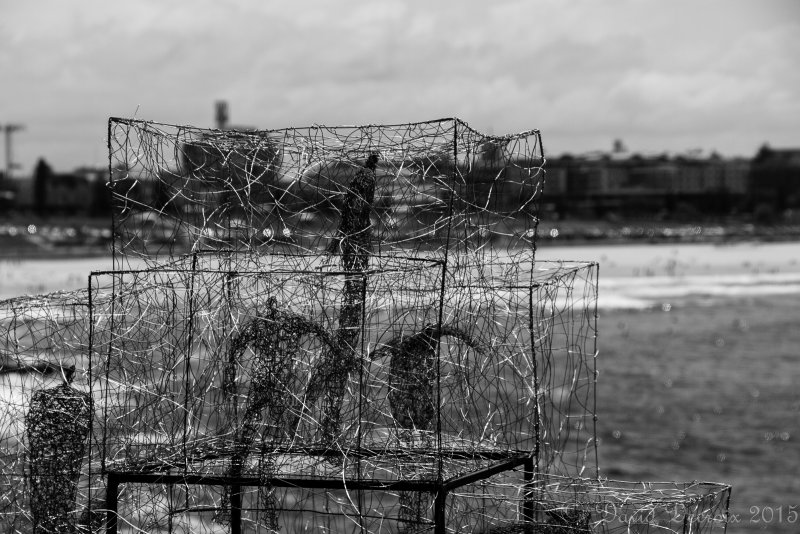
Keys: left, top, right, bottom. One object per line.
{"left": 434, "top": 490, "right": 448, "bottom": 534}
{"left": 231, "top": 484, "right": 242, "bottom": 534}
{"left": 528, "top": 286, "right": 541, "bottom": 476}
{"left": 523, "top": 456, "right": 535, "bottom": 523}
{"left": 105, "top": 472, "right": 119, "bottom": 534}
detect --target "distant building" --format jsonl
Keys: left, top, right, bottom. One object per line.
{"left": 74, "top": 166, "right": 109, "bottom": 183}
{"left": 12, "top": 166, "right": 108, "bottom": 215}
{"left": 545, "top": 147, "right": 750, "bottom": 219}
{"left": 48, "top": 173, "right": 92, "bottom": 213}
{"left": 721, "top": 157, "right": 750, "bottom": 195}
{"left": 749, "top": 145, "right": 800, "bottom": 211}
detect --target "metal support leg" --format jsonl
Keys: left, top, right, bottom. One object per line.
{"left": 434, "top": 490, "right": 448, "bottom": 534}
{"left": 231, "top": 484, "right": 242, "bottom": 534}
{"left": 523, "top": 456, "right": 535, "bottom": 523}
{"left": 105, "top": 472, "right": 119, "bottom": 534}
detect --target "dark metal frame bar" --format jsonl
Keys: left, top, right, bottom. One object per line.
{"left": 105, "top": 455, "right": 531, "bottom": 534}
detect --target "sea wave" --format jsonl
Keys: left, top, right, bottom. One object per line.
{"left": 599, "top": 272, "right": 800, "bottom": 309}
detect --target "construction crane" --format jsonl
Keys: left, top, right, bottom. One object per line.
{"left": 1, "top": 123, "right": 25, "bottom": 179}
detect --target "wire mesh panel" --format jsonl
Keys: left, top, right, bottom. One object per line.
{"left": 437, "top": 255, "right": 600, "bottom": 477}
{"left": 499, "top": 475, "right": 730, "bottom": 534}
{"left": 0, "top": 291, "right": 101, "bottom": 533}
{"left": 89, "top": 256, "right": 447, "bottom": 533}
{"left": 91, "top": 256, "right": 442, "bottom": 471}
{"left": 86, "top": 254, "right": 598, "bottom": 532}
{"left": 0, "top": 291, "right": 93, "bottom": 371}
{"left": 0, "top": 115, "right": 733, "bottom": 533}
{"left": 446, "top": 475, "right": 731, "bottom": 534}
{"left": 107, "top": 117, "right": 545, "bottom": 268}
{"left": 110, "top": 482, "right": 415, "bottom": 534}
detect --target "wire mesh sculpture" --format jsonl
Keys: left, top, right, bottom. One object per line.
{"left": 26, "top": 365, "right": 93, "bottom": 534}
{"left": 376, "top": 324, "right": 484, "bottom": 435}
{"left": 87, "top": 254, "right": 601, "bottom": 533}
{"left": 0, "top": 117, "right": 732, "bottom": 533}
{"left": 469, "top": 476, "right": 731, "bottom": 534}
{"left": 106, "top": 117, "right": 545, "bottom": 268}
{"left": 217, "top": 295, "right": 344, "bottom": 529}
{"left": 0, "top": 290, "right": 100, "bottom": 533}
{"left": 308, "top": 152, "right": 378, "bottom": 447}
{"left": 371, "top": 323, "right": 485, "bottom": 533}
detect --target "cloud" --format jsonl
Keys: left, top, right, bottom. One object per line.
{"left": 2, "top": 0, "right": 799, "bottom": 172}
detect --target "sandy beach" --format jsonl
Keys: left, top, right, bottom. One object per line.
{"left": 3, "top": 241, "right": 798, "bottom": 304}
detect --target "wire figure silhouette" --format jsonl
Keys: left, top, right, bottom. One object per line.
{"left": 306, "top": 153, "right": 379, "bottom": 447}
{"left": 370, "top": 324, "right": 484, "bottom": 533}
{"left": 217, "top": 297, "right": 342, "bottom": 528}
{"left": 26, "top": 365, "right": 93, "bottom": 534}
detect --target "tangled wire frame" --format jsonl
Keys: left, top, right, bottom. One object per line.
{"left": 0, "top": 117, "right": 730, "bottom": 533}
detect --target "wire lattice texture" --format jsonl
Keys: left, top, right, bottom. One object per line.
{"left": 107, "top": 117, "right": 545, "bottom": 267}
{"left": 0, "top": 117, "right": 731, "bottom": 533}
{"left": 87, "top": 254, "right": 598, "bottom": 532}
{"left": 449, "top": 475, "right": 731, "bottom": 534}
{"left": 0, "top": 292, "right": 99, "bottom": 533}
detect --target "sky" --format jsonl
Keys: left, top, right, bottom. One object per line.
{"left": 1, "top": 0, "right": 798, "bottom": 175}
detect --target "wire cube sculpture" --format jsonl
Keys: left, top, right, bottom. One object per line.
{"left": 449, "top": 476, "right": 731, "bottom": 533}
{"left": 107, "top": 117, "right": 545, "bottom": 268}
{"left": 87, "top": 252, "right": 598, "bottom": 533}
{"left": 0, "top": 117, "right": 731, "bottom": 533}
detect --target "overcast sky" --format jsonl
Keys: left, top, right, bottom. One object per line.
{"left": 2, "top": 0, "right": 798, "bottom": 174}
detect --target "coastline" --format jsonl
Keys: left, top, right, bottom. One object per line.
{"left": 2, "top": 240, "right": 799, "bottom": 303}
{"left": 1, "top": 224, "right": 799, "bottom": 260}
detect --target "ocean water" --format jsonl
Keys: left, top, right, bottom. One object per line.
{"left": 595, "top": 295, "right": 799, "bottom": 534}
{"left": 3, "top": 242, "right": 799, "bottom": 304}
{"left": 536, "top": 241, "right": 800, "bottom": 311}
{"left": 1, "top": 242, "right": 798, "bottom": 533}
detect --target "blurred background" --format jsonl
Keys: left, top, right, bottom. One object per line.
{"left": 2, "top": 0, "right": 800, "bottom": 252}
{"left": 1, "top": 1, "right": 798, "bottom": 533}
